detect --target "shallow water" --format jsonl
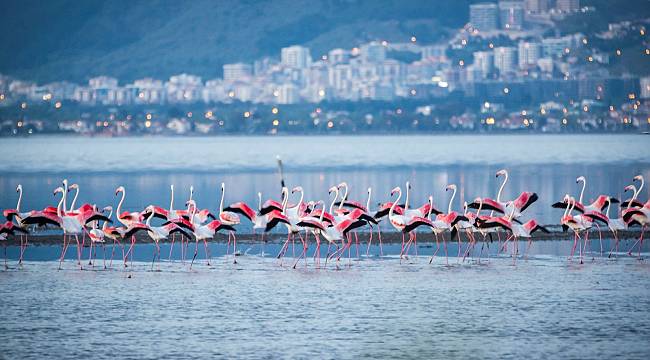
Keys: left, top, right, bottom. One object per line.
{"left": 1, "top": 240, "right": 650, "bottom": 359}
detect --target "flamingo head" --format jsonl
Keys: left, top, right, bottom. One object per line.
{"left": 624, "top": 184, "right": 636, "bottom": 193}
{"left": 446, "top": 184, "right": 457, "bottom": 192}
{"left": 576, "top": 176, "right": 585, "bottom": 184}
{"left": 102, "top": 206, "right": 113, "bottom": 213}
{"left": 496, "top": 169, "right": 507, "bottom": 178}
{"left": 69, "top": 183, "right": 79, "bottom": 191}
{"left": 390, "top": 187, "right": 400, "bottom": 196}
{"left": 115, "top": 186, "right": 125, "bottom": 195}
{"left": 190, "top": 185, "right": 194, "bottom": 193}
{"left": 337, "top": 182, "right": 347, "bottom": 190}
{"left": 53, "top": 186, "right": 64, "bottom": 196}
{"left": 62, "top": 179, "right": 68, "bottom": 187}
{"left": 406, "top": 181, "right": 411, "bottom": 190}
{"left": 291, "top": 186, "right": 303, "bottom": 194}
{"left": 16, "top": 184, "right": 22, "bottom": 192}
{"left": 463, "top": 201, "right": 468, "bottom": 210}
{"left": 328, "top": 186, "right": 337, "bottom": 195}
{"left": 562, "top": 194, "right": 570, "bottom": 202}
{"left": 633, "top": 175, "right": 644, "bottom": 182}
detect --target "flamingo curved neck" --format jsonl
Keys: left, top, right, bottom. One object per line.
{"left": 146, "top": 210, "right": 154, "bottom": 226}
{"left": 257, "top": 193, "right": 262, "bottom": 211}
{"left": 405, "top": 184, "right": 410, "bottom": 210}
{"left": 62, "top": 182, "right": 68, "bottom": 213}
{"left": 636, "top": 178, "right": 644, "bottom": 200}
{"left": 56, "top": 194, "right": 64, "bottom": 218}
{"left": 281, "top": 188, "right": 289, "bottom": 212}
{"left": 297, "top": 189, "right": 304, "bottom": 209}
{"left": 116, "top": 190, "right": 126, "bottom": 217}
{"left": 219, "top": 186, "right": 225, "bottom": 214}
{"left": 448, "top": 187, "right": 456, "bottom": 214}
{"left": 70, "top": 187, "right": 79, "bottom": 211}
{"left": 329, "top": 188, "right": 339, "bottom": 214}
{"left": 170, "top": 186, "right": 175, "bottom": 213}
{"left": 578, "top": 178, "right": 586, "bottom": 204}
{"left": 16, "top": 187, "right": 22, "bottom": 212}
{"left": 338, "top": 184, "right": 348, "bottom": 210}
{"left": 389, "top": 189, "right": 402, "bottom": 219}
{"left": 476, "top": 199, "right": 483, "bottom": 215}
{"left": 366, "top": 188, "right": 372, "bottom": 211}
{"left": 496, "top": 173, "right": 508, "bottom": 202}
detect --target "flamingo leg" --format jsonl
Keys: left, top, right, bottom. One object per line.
{"left": 168, "top": 235, "right": 175, "bottom": 261}
{"left": 190, "top": 239, "right": 199, "bottom": 269}
{"left": 59, "top": 235, "right": 68, "bottom": 270}
{"left": 232, "top": 231, "right": 238, "bottom": 264}
{"left": 74, "top": 235, "right": 82, "bottom": 270}
{"left": 378, "top": 227, "right": 383, "bottom": 256}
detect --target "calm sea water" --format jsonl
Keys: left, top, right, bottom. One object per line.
{"left": 1, "top": 135, "right": 650, "bottom": 359}
{"left": 1, "top": 243, "right": 650, "bottom": 359}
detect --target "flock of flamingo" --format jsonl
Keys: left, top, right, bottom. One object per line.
{"left": 1, "top": 170, "right": 648, "bottom": 270}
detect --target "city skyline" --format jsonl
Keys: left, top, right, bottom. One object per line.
{"left": 1, "top": 0, "right": 649, "bottom": 135}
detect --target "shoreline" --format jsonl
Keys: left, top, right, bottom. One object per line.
{"left": 3, "top": 228, "right": 647, "bottom": 247}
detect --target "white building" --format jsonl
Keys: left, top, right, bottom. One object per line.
{"left": 328, "top": 48, "right": 350, "bottom": 64}
{"left": 473, "top": 51, "right": 495, "bottom": 78}
{"left": 518, "top": 41, "right": 542, "bottom": 69}
{"left": 223, "top": 63, "right": 253, "bottom": 82}
{"left": 360, "top": 41, "right": 386, "bottom": 63}
{"left": 278, "top": 83, "right": 300, "bottom": 104}
{"left": 166, "top": 74, "right": 203, "bottom": 103}
{"left": 88, "top": 76, "right": 118, "bottom": 89}
{"left": 494, "top": 47, "right": 518, "bottom": 75}
{"left": 281, "top": 45, "right": 312, "bottom": 68}
{"left": 470, "top": 3, "right": 500, "bottom": 32}
{"left": 499, "top": 1, "right": 525, "bottom": 30}
{"left": 131, "top": 78, "right": 165, "bottom": 104}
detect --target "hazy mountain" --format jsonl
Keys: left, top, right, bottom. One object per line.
{"left": 0, "top": 0, "right": 473, "bottom": 83}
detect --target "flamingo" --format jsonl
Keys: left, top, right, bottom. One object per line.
{"left": 3, "top": 184, "right": 32, "bottom": 264}
{"left": 622, "top": 175, "right": 645, "bottom": 209}
{"left": 115, "top": 186, "right": 146, "bottom": 265}
{"left": 387, "top": 186, "right": 435, "bottom": 263}
{"left": 143, "top": 206, "right": 191, "bottom": 269}
{"left": 101, "top": 208, "right": 150, "bottom": 269}
{"left": 47, "top": 186, "right": 111, "bottom": 270}
{"left": 426, "top": 185, "right": 469, "bottom": 265}
{"left": 189, "top": 202, "right": 236, "bottom": 269}
{"left": 0, "top": 221, "right": 28, "bottom": 268}
{"left": 219, "top": 182, "right": 242, "bottom": 264}
{"left": 87, "top": 206, "right": 113, "bottom": 268}
{"left": 332, "top": 183, "right": 379, "bottom": 259}
{"left": 602, "top": 194, "right": 628, "bottom": 257}
{"left": 622, "top": 198, "right": 650, "bottom": 259}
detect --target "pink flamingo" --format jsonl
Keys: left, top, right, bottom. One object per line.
{"left": 219, "top": 182, "right": 242, "bottom": 264}
{"left": 0, "top": 221, "right": 28, "bottom": 268}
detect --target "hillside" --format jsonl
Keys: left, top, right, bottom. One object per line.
{"left": 0, "top": 0, "right": 472, "bottom": 83}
